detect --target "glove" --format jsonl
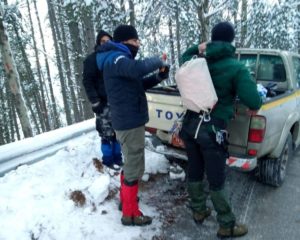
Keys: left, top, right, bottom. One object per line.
{"left": 157, "top": 63, "right": 170, "bottom": 81}
{"left": 92, "top": 101, "right": 104, "bottom": 114}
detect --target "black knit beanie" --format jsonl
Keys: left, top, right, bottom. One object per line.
{"left": 95, "top": 30, "right": 112, "bottom": 46}
{"left": 211, "top": 22, "right": 235, "bottom": 43}
{"left": 113, "top": 25, "right": 139, "bottom": 42}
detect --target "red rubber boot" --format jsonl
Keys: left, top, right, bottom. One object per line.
{"left": 121, "top": 180, "right": 152, "bottom": 226}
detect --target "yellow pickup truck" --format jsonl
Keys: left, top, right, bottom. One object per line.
{"left": 145, "top": 49, "right": 300, "bottom": 187}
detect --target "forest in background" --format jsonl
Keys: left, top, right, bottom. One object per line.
{"left": 0, "top": 0, "right": 299, "bottom": 145}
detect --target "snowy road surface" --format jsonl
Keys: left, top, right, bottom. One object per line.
{"left": 148, "top": 148, "right": 300, "bottom": 240}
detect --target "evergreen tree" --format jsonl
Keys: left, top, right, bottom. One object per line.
{"left": 269, "top": 0, "right": 297, "bottom": 51}
{"left": 247, "top": 0, "right": 271, "bottom": 48}
{"left": 0, "top": 3, "right": 33, "bottom": 138}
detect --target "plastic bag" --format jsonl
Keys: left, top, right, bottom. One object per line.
{"left": 257, "top": 83, "right": 267, "bottom": 102}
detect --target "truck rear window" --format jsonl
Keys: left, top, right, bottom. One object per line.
{"left": 257, "top": 55, "right": 286, "bottom": 82}
{"left": 239, "top": 54, "right": 286, "bottom": 82}
{"left": 238, "top": 53, "right": 288, "bottom": 93}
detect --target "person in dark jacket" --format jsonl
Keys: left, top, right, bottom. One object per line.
{"left": 82, "top": 30, "right": 123, "bottom": 170}
{"left": 97, "top": 25, "right": 169, "bottom": 226}
{"left": 179, "top": 22, "right": 262, "bottom": 238}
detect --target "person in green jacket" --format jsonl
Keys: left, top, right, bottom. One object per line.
{"left": 179, "top": 22, "right": 262, "bottom": 238}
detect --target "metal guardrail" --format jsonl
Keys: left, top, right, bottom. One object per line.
{"left": 0, "top": 119, "right": 95, "bottom": 176}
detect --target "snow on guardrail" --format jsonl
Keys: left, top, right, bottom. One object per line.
{"left": 0, "top": 119, "right": 95, "bottom": 176}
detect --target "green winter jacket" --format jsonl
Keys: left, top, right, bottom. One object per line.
{"left": 180, "top": 42, "right": 262, "bottom": 125}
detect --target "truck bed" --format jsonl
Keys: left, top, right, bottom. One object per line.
{"left": 146, "top": 87, "right": 252, "bottom": 153}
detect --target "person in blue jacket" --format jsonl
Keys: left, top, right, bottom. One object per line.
{"left": 82, "top": 30, "right": 123, "bottom": 170}
{"left": 97, "top": 25, "right": 169, "bottom": 226}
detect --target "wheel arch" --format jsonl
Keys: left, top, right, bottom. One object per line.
{"left": 290, "top": 121, "right": 300, "bottom": 150}
{"left": 268, "top": 114, "right": 299, "bottom": 158}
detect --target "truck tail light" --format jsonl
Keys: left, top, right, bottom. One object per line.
{"left": 248, "top": 115, "right": 266, "bottom": 143}
{"left": 145, "top": 127, "right": 157, "bottom": 134}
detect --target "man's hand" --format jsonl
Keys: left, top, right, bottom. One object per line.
{"left": 198, "top": 42, "right": 207, "bottom": 55}
{"left": 157, "top": 63, "right": 170, "bottom": 81}
{"left": 92, "top": 101, "right": 104, "bottom": 114}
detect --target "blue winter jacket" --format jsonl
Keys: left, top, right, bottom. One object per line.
{"left": 96, "top": 41, "right": 163, "bottom": 130}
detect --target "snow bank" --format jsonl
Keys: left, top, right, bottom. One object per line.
{"left": 0, "top": 130, "right": 169, "bottom": 240}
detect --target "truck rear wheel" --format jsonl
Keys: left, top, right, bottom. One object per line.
{"left": 257, "top": 133, "right": 292, "bottom": 187}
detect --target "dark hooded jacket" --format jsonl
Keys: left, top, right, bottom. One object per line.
{"left": 82, "top": 52, "right": 107, "bottom": 105}
{"left": 82, "top": 30, "right": 112, "bottom": 105}
{"left": 96, "top": 41, "right": 163, "bottom": 130}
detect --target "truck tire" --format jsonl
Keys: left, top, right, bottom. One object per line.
{"left": 257, "top": 133, "right": 293, "bottom": 187}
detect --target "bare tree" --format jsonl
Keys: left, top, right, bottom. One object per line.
{"left": 56, "top": 0, "right": 80, "bottom": 123}
{"left": 81, "top": 4, "right": 95, "bottom": 54}
{"left": 129, "top": 0, "right": 135, "bottom": 26}
{"left": 7, "top": 97, "right": 14, "bottom": 141}
{"left": 65, "top": 2, "right": 93, "bottom": 120}
{"left": 11, "top": 21, "right": 42, "bottom": 134}
{"left": 12, "top": 98, "right": 21, "bottom": 140}
{"left": 120, "top": 0, "right": 126, "bottom": 19}
{"left": 0, "top": 4, "right": 33, "bottom": 138}
{"left": 192, "top": 0, "right": 231, "bottom": 42}
{"left": 168, "top": 18, "right": 176, "bottom": 83}
{"left": 26, "top": 0, "right": 50, "bottom": 131}
{"left": 240, "top": 0, "right": 248, "bottom": 47}
{"left": 194, "top": 0, "right": 210, "bottom": 42}
{"left": 47, "top": 0, "right": 73, "bottom": 125}
{"left": 0, "top": 85, "right": 10, "bottom": 144}
{"left": 33, "top": 0, "right": 60, "bottom": 129}
{"left": 175, "top": 1, "right": 181, "bottom": 64}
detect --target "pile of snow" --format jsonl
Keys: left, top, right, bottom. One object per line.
{"left": 0, "top": 132, "right": 170, "bottom": 240}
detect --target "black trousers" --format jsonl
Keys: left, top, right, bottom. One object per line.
{"left": 180, "top": 115, "right": 227, "bottom": 191}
